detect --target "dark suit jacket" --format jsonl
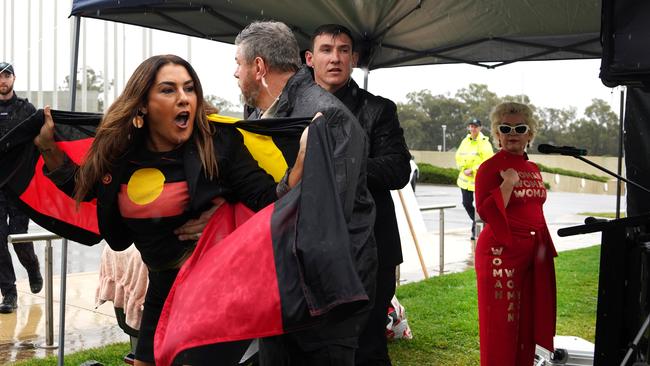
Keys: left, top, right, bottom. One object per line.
{"left": 334, "top": 79, "right": 411, "bottom": 268}
{"left": 251, "top": 66, "right": 377, "bottom": 307}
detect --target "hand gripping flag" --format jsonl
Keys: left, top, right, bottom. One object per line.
{"left": 154, "top": 115, "right": 372, "bottom": 366}
{"left": 0, "top": 109, "right": 103, "bottom": 244}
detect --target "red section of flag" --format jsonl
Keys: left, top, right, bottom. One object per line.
{"left": 56, "top": 139, "right": 93, "bottom": 165}
{"left": 19, "top": 139, "right": 99, "bottom": 235}
{"left": 155, "top": 202, "right": 282, "bottom": 365}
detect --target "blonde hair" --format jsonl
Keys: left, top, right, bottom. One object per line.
{"left": 74, "top": 55, "right": 217, "bottom": 203}
{"left": 489, "top": 101, "right": 538, "bottom": 144}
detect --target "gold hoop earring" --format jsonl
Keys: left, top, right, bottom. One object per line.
{"left": 132, "top": 111, "right": 144, "bottom": 129}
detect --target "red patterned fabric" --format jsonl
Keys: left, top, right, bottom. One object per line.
{"left": 19, "top": 139, "right": 99, "bottom": 236}
{"left": 154, "top": 202, "right": 281, "bottom": 365}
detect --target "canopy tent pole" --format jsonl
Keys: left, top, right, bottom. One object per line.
{"left": 363, "top": 67, "right": 369, "bottom": 90}
{"left": 57, "top": 239, "right": 68, "bottom": 366}
{"left": 616, "top": 88, "right": 626, "bottom": 219}
{"left": 70, "top": 16, "right": 80, "bottom": 111}
{"left": 53, "top": 0, "right": 58, "bottom": 109}
{"left": 55, "top": 14, "right": 81, "bottom": 366}
{"left": 103, "top": 22, "right": 108, "bottom": 111}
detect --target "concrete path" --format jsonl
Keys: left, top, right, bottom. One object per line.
{"left": 0, "top": 184, "right": 624, "bottom": 364}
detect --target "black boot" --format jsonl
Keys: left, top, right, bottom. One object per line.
{"left": 0, "top": 294, "right": 17, "bottom": 314}
{"left": 28, "top": 270, "right": 43, "bottom": 294}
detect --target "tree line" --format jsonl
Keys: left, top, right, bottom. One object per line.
{"left": 397, "top": 83, "right": 620, "bottom": 156}
{"left": 60, "top": 71, "right": 620, "bottom": 156}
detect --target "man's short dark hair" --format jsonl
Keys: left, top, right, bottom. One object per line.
{"left": 310, "top": 24, "right": 355, "bottom": 52}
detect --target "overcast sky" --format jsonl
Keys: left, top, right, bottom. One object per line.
{"left": 2, "top": 0, "right": 622, "bottom": 118}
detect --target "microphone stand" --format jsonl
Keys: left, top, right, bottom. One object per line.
{"left": 572, "top": 155, "right": 650, "bottom": 195}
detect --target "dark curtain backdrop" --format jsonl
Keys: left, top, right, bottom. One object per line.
{"left": 624, "top": 87, "right": 650, "bottom": 216}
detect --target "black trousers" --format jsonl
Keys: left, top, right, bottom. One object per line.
{"left": 0, "top": 190, "right": 38, "bottom": 297}
{"left": 259, "top": 337, "right": 356, "bottom": 366}
{"left": 355, "top": 265, "right": 396, "bottom": 366}
{"left": 259, "top": 309, "right": 370, "bottom": 366}
{"left": 460, "top": 188, "right": 476, "bottom": 239}
{"left": 135, "top": 268, "right": 179, "bottom": 363}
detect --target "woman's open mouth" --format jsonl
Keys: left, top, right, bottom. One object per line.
{"left": 175, "top": 111, "right": 190, "bottom": 128}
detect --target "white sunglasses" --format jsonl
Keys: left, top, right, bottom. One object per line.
{"left": 498, "top": 124, "right": 529, "bottom": 134}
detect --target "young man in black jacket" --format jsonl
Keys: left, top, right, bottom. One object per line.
{"left": 306, "top": 24, "right": 412, "bottom": 366}
{"left": 234, "top": 21, "right": 377, "bottom": 366}
{"left": 0, "top": 62, "right": 43, "bottom": 314}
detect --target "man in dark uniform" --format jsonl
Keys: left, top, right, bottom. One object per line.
{"left": 0, "top": 62, "right": 43, "bottom": 314}
{"left": 305, "top": 25, "right": 412, "bottom": 366}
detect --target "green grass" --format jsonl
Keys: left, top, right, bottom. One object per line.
{"left": 417, "top": 162, "right": 569, "bottom": 190}
{"left": 578, "top": 211, "right": 626, "bottom": 219}
{"left": 389, "top": 269, "right": 480, "bottom": 365}
{"left": 388, "top": 245, "right": 599, "bottom": 365}
{"left": 14, "top": 246, "right": 600, "bottom": 366}
{"left": 554, "top": 245, "right": 599, "bottom": 341}
{"left": 13, "top": 342, "right": 131, "bottom": 366}
{"left": 417, "top": 162, "right": 458, "bottom": 185}
{"left": 416, "top": 162, "right": 607, "bottom": 186}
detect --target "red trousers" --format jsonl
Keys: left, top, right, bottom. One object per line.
{"left": 475, "top": 226, "right": 556, "bottom": 366}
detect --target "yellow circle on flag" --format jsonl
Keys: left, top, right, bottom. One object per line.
{"left": 127, "top": 168, "right": 165, "bottom": 205}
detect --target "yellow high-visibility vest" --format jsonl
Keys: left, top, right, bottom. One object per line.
{"left": 455, "top": 132, "right": 494, "bottom": 191}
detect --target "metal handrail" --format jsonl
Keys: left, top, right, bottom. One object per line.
{"left": 420, "top": 203, "right": 456, "bottom": 274}
{"left": 9, "top": 232, "right": 67, "bottom": 366}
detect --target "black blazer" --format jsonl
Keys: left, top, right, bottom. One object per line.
{"left": 334, "top": 79, "right": 411, "bottom": 268}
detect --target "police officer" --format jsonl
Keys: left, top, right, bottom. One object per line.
{"left": 455, "top": 118, "right": 494, "bottom": 246}
{"left": 0, "top": 62, "right": 43, "bottom": 314}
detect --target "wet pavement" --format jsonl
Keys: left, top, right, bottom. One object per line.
{"left": 2, "top": 230, "right": 123, "bottom": 365}
{"left": 0, "top": 184, "right": 622, "bottom": 364}
{"left": 0, "top": 272, "right": 125, "bottom": 365}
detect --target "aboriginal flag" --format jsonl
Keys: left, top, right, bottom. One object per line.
{"left": 207, "top": 113, "right": 306, "bottom": 182}
{"left": 154, "top": 115, "right": 373, "bottom": 366}
{"left": 0, "top": 109, "right": 102, "bottom": 244}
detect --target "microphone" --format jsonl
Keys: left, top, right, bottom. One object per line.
{"left": 537, "top": 144, "right": 588, "bottom": 156}
{"left": 584, "top": 216, "right": 607, "bottom": 225}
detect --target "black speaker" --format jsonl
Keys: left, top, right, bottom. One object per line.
{"left": 600, "top": 0, "right": 650, "bottom": 88}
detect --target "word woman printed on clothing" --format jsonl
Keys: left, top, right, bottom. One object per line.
{"left": 491, "top": 246, "right": 519, "bottom": 322}
{"left": 512, "top": 171, "right": 546, "bottom": 199}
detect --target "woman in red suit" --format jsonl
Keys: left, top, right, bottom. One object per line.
{"left": 474, "top": 102, "right": 557, "bottom": 366}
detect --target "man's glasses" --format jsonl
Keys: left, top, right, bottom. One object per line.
{"left": 498, "top": 124, "right": 529, "bottom": 134}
